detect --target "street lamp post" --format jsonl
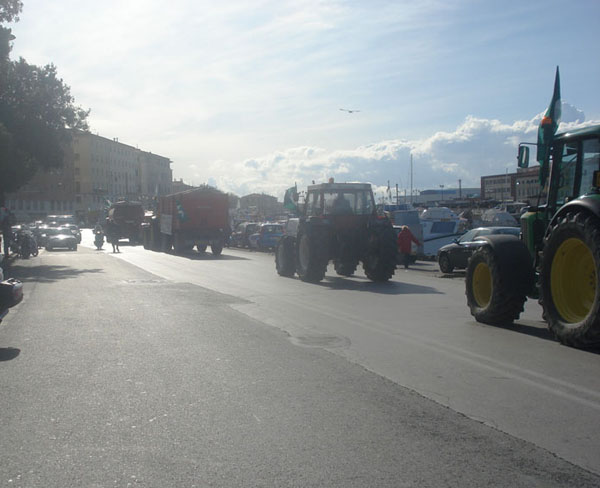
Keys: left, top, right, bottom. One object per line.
{"left": 440, "top": 184, "right": 445, "bottom": 203}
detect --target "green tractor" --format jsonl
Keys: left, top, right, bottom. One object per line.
{"left": 465, "top": 73, "right": 600, "bottom": 347}
{"left": 276, "top": 180, "right": 397, "bottom": 283}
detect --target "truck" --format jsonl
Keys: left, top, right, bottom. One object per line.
{"left": 465, "top": 69, "right": 600, "bottom": 348}
{"left": 107, "top": 201, "right": 144, "bottom": 244}
{"left": 142, "top": 187, "right": 229, "bottom": 256}
{"left": 275, "top": 179, "right": 397, "bottom": 283}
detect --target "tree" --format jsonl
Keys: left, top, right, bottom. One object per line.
{"left": 0, "top": 0, "right": 22, "bottom": 23}
{"left": 0, "top": 1, "right": 89, "bottom": 203}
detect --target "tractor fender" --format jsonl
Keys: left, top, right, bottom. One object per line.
{"left": 548, "top": 195, "right": 600, "bottom": 229}
{"left": 475, "top": 235, "right": 535, "bottom": 296}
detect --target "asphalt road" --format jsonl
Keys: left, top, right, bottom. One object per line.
{"left": 0, "top": 233, "right": 599, "bottom": 487}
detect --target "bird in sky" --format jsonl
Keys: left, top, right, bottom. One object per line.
{"left": 339, "top": 108, "right": 360, "bottom": 113}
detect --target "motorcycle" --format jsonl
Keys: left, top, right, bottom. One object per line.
{"left": 94, "top": 230, "right": 104, "bottom": 250}
{"left": 17, "top": 230, "right": 38, "bottom": 259}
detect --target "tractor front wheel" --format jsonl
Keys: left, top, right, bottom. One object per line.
{"left": 275, "top": 236, "right": 296, "bottom": 277}
{"left": 296, "top": 226, "right": 328, "bottom": 283}
{"left": 540, "top": 212, "right": 600, "bottom": 347}
{"left": 465, "top": 245, "right": 527, "bottom": 325}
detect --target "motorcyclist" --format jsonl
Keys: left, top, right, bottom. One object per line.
{"left": 93, "top": 222, "right": 105, "bottom": 249}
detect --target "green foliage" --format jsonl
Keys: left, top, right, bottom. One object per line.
{"left": 0, "top": 0, "right": 23, "bottom": 23}
{"left": 0, "top": 13, "right": 89, "bottom": 199}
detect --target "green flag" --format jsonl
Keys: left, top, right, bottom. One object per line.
{"left": 537, "top": 66, "right": 561, "bottom": 185}
{"left": 283, "top": 185, "right": 298, "bottom": 211}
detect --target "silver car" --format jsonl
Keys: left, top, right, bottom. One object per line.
{"left": 45, "top": 227, "right": 78, "bottom": 251}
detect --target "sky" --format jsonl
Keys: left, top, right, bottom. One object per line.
{"left": 7, "top": 0, "right": 600, "bottom": 200}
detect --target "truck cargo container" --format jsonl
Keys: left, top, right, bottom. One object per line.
{"left": 142, "top": 187, "right": 229, "bottom": 255}
{"left": 107, "top": 201, "right": 144, "bottom": 244}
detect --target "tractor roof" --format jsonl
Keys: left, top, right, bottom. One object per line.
{"left": 307, "top": 182, "right": 372, "bottom": 192}
{"left": 555, "top": 124, "right": 600, "bottom": 141}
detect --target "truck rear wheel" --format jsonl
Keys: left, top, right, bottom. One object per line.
{"left": 161, "top": 234, "right": 172, "bottom": 253}
{"left": 211, "top": 239, "right": 223, "bottom": 256}
{"left": 173, "top": 233, "right": 186, "bottom": 254}
{"left": 142, "top": 228, "right": 151, "bottom": 250}
{"left": 275, "top": 236, "right": 296, "bottom": 277}
{"left": 465, "top": 245, "right": 527, "bottom": 325}
{"left": 296, "top": 226, "right": 328, "bottom": 283}
{"left": 362, "top": 225, "right": 396, "bottom": 282}
{"left": 540, "top": 212, "right": 600, "bottom": 347}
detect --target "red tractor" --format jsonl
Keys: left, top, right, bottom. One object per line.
{"left": 276, "top": 181, "right": 397, "bottom": 283}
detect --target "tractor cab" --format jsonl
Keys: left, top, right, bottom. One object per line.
{"left": 304, "top": 182, "right": 376, "bottom": 230}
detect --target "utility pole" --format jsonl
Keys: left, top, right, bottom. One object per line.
{"left": 410, "top": 154, "right": 413, "bottom": 205}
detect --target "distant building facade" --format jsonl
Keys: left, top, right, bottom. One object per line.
{"left": 480, "top": 166, "right": 541, "bottom": 204}
{"left": 238, "top": 193, "right": 283, "bottom": 221}
{"left": 6, "top": 131, "right": 172, "bottom": 222}
{"left": 481, "top": 172, "right": 517, "bottom": 201}
{"left": 515, "top": 166, "right": 541, "bottom": 203}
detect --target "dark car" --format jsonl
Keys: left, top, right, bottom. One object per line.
{"left": 231, "top": 222, "right": 259, "bottom": 248}
{"left": 45, "top": 227, "right": 78, "bottom": 251}
{"left": 437, "top": 226, "right": 520, "bottom": 273}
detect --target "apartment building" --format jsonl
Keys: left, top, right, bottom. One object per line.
{"left": 6, "top": 131, "right": 172, "bottom": 222}
{"left": 480, "top": 166, "right": 541, "bottom": 204}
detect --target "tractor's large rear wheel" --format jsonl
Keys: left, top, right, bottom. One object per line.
{"left": 465, "top": 245, "right": 528, "bottom": 325}
{"left": 275, "top": 236, "right": 296, "bottom": 277}
{"left": 362, "top": 225, "right": 397, "bottom": 282}
{"left": 296, "top": 226, "right": 328, "bottom": 283}
{"left": 540, "top": 212, "right": 600, "bottom": 347}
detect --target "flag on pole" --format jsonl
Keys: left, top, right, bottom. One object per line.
{"left": 537, "top": 66, "right": 561, "bottom": 185}
{"left": 283, "top": 185, "right": 298, "bottom": 211}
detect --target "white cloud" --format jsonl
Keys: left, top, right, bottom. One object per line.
{"left": 198, "top": 102, "right": 598, "bottom": 200}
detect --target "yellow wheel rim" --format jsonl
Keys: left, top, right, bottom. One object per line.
{"left": 551, "top": 237, "right": 596, "bottom": 323}
{"left": 472, "top": 262, "right": 492, "bottom": 307}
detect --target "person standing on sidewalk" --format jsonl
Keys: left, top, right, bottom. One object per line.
{"left": 397, "top": 225, "right": 420, "bottom": 269}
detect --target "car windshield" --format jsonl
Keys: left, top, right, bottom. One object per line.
{"left": 459, "top": 228, "right": 491, "bottom": 243}
{"left": 493, "top": 227, "right": 520, "bottom": 236}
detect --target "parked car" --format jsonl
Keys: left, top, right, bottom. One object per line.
{"left": 248, "top": 223, "right": 284, "bottom": 250}
{"left": 437, "top": 226, "right": 520, "bottom": 273}
{"left": 45, "top": 227, "right": 78, "bottom": 251}
{"left": 231, "top": 222, "right": 259, "bottom": 248}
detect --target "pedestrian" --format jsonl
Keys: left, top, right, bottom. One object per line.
{"left": 397, "top": 225, "right": 420, "bottom": 269}
{"left": 1, "top": 206, "right": 12, "bottom": 258}
{"left": 106, "top": 219, "right": 120, "bottom": 253}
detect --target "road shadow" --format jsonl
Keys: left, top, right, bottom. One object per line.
{"left": 476, "top": 320, "right": 600, "bottom": 354}
{"left": 439, "top": 271, "right": 466, "bottom": 279}
{"left": 318, "top": 275, "right": 442, "bottom": 295}
{"left": 0, "top": 347, "right": 20, "bottom": 361}
{"left": 170, "top": 251, "right": 250, "bottom": 262}
{"left": 8, "top": 264, "right": 104, "bottom": 283}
